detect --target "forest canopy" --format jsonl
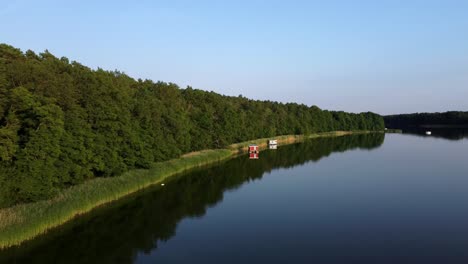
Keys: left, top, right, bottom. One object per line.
{"left": 0, "top": 44, "right": 384, "bottom": 206}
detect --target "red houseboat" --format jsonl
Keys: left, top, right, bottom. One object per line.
{"left": 248, "top": 144, "right": 259, "bottom": 153}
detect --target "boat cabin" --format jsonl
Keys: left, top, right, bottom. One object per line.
{"left": 248, "top": 144, "right": 259, "bottom": 153}
{"left": 269, "top": 139, "right": 278, "bottom": 149}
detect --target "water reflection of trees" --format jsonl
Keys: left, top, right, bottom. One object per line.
{"left": 0, "top": 133, "right": 384, "bottom": 264}
{"left": 401, "top": 128, "right": 468, "bottom": 141}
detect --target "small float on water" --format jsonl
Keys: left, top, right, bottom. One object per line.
{"left": 426, "top": 131, "right": 432, "bottom": 135}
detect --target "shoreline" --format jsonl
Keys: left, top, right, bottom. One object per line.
{"left": 0, "top": 130, "right": 379, "bottom": 249}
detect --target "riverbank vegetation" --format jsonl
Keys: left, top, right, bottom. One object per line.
{"left": 0, "top": 44, "right": 384, "bottom": 207}
{"left": 0, "top": 148, "right": 232, "bottom": 249}
{"left": 0, "top": 132, "right": 379, "bottom": 249}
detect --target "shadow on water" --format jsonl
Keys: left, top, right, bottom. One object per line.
{"left": 400, "top": 127, "right": 468, "bottom": 141}
{"left": 0, "top": 133, "right": 384, "bottom": 264}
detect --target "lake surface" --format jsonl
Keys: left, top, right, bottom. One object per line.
{"left": 1, "top": 132, "right": 468, "bottom": 263}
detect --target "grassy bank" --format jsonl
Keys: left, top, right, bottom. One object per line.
{"left": 228, "top": 131, "right": 359, "bottom": 152}
{"left": 0, "top": 131, "right": 377, "bottom": 249}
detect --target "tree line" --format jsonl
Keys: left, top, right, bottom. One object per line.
{"left": 0, "top": 44, "right": 384, "bottom": 206}
{"left": 384, "top": 111, "right": 468, "bottom": 128}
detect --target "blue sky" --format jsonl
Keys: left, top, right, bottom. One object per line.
{"left": 1, "top": 0, "right": 467, "bottom": 114}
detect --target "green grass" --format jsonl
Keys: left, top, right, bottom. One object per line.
{"left": 0, "top": 149, "right": 232, "bottom": 249}
{"left": 0, "top": 131, "right": 379, "bottom": 249}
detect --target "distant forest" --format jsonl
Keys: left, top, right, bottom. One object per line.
{"left": 0, "top": 44, "right": 384, "bottom": 206}
{"left": 384, "top": 112, "right": 468, "bottom": 128}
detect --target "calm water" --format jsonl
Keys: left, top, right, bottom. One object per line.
{"left": 2, "top": 132, "right": 468, "bottom": 263}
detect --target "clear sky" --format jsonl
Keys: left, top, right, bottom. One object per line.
{"left": 1, "top": 0, "right": 467, "bottom": 114}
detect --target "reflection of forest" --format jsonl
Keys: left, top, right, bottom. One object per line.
{"left": 401, "top": 128, "right": 468, "bottom": 141}
{"left": 0, "top": 133, "right": 384, "bottom": 264}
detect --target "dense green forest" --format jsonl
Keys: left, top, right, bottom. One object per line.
{"left": 0, "top": 44, "right": 384, "bottom": 206}
{"left": 384, "top": 112, "right": 468, "bottom": 128}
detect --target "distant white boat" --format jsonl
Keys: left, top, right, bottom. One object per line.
{"left": 426, "top": 131, "right": 432, "bottom": 135}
